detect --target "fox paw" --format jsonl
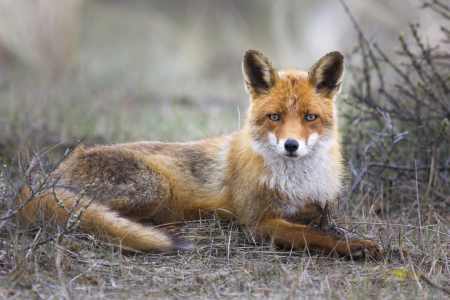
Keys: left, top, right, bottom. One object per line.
{"left": 339, "top": 239, "right": 382, "bottom": 259}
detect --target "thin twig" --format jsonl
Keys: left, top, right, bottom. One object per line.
{"left": 415, "top": 160, "right": 424, "bottom": 250}
{"left": 420, "top": 275, "right": 450, "bottom": 295}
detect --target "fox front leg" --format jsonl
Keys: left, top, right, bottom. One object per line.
{"left": 255, "top": 217, "right": 382, "bottom": 258}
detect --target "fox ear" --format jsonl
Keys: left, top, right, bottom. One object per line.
{"left": 308, "top": 51, "right": 344, "bottom": 99}
{"left": 242, "top": 50, "right": 279, "bottom": 96}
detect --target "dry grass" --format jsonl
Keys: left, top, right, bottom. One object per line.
{"left": 1, "top": 0, "right": 450, "bottom": 299}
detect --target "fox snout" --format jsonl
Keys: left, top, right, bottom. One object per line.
{"left": 284, "top": 139, "right": 299, "bottom": 155}
{"left": 281, "top": 138, "right": 306, "bottom": 158}
{"left": 276, "top": 134, "right": 319, "bottom": 158}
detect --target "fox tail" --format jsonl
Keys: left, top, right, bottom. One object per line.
{"left": 17, "top": 187, "right": 189, "bottom": 252}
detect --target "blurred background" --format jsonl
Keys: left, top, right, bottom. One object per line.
{"left": 0, "top": 0, "right": 444, "bottom": 158}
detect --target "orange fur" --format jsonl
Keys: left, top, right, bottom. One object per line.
{"left": 18, "top": 50, "right": 381, "bottom": 257}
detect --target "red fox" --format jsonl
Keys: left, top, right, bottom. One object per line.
{"left": 19, "top": 50, "right": 381, "bottom": 258}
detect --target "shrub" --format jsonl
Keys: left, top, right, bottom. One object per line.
{"left": 341, "top": 0, "right": 450, "bottom": 218}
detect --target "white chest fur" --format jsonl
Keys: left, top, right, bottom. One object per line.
{"left": 251, "top": 135, "right": 342, "bottom": 216}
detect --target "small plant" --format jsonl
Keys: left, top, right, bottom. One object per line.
{"left": 0, "top": 143, "right": 86, "bottom": 255}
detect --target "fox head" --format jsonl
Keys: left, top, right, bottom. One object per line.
{"left": 242, "top": 50, "right": 344, "bottom": 160}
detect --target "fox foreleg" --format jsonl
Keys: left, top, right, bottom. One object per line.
{"left": 255, "top": 217, "right": 382, "bottom": 259}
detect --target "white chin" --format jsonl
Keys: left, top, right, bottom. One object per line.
{"left": 283, "top": 154, "right": 302, "bottom": 160}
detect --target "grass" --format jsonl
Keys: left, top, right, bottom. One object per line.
{"left": 1, "top": 208, "right": 449, "bottom": 299}
{"left": 1, "top": 0, "right": 450, "bottom": 299}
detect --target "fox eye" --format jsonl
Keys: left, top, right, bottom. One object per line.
{"left": 268, "top": 114, "right": 281, "bottom": 121}
{"left": 305, "top": 115, "right": 317, "bottom": 122}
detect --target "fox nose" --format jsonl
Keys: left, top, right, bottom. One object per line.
{"left": 284, "top": 139, "right": 299, "bottom": 153}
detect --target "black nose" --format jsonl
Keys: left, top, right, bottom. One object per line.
{"left": 284, "top": 139, "right": 299, "bottom": 153}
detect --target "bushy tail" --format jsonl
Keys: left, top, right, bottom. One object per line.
{"left": 17, "top": 187, "right": 188, "bottom": 252}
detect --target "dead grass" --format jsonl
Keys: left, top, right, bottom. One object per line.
{"left": 1, "top": 207, "right": 449, "bottom": 299}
